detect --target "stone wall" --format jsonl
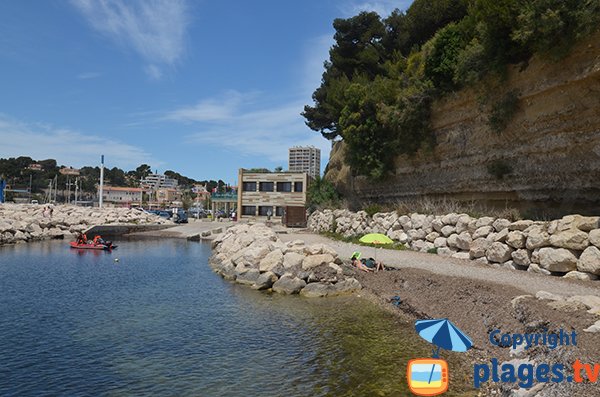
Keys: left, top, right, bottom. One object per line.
{"left": 0, "top": 203, "right": 171, "bottom": 245}
{"left": 324, "top": 31, "right": 600, "bottom": 215}
{"left": 209, "top": 223, "right": 361, "bottom": 297}
{"left": 308, "top": 210, "right": 600, "bottom": 281}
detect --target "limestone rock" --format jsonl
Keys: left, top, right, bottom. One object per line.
{"left": 584, "top": 320, "right": 600, "bottom": 333}
{"left": 492, "top": 218, "right": 511, "bottom": 232}
{"left": 469, "top": 238, "right": 491, "bottom": 259}
{"left": 526, "top": 228, "right": 551, "bottom": 250}
{"left": 473, "top": 257, "right": 489, "bottom": 266}
{"left": 563, "top": 271, "right": 598, "bottom": 281}
{"left": 588, "top": 229, "right": 600, "bottom": 248}
{"left": 451, "top": 252, "right": 470, "bottom": 260}
{"left": 258, "top": 249, "right": 284, "bottom": 272}
{"left": 236, "top": 269, "right": 261, "bottom": 286}
{"left": 547, "top": 300, "right": 588, "bottom": 312}
{"left": 486, "top": 242, "right": 514, "bottom": 263}
{"left": 332, "top": 278, "right": 362, "bottom": 295}
{"left": 283, "top": 252, "right": 305, "bottom": 269}
{"left": 549, "top": 229, "right": 589, "bottom": 250}
{"left": 433, "top": 237, "right": 447, "bottom": 248}
{"left": 538, "top": 247, "right": 578, "bottom": 273}
{"left": 455, "top": 232, "right": 472, "bottom": 251}
{"left": 509, "top": 220, "right": 533, "bottom": 231}
{"left": 302, "top": 254, "right": 334, "bottom": 270}
{"left": 506, "top": 231, "right": 526, "bottom": 249}
{"left": 440, "top": 225, "right": 456, "bottom": 237}
{"left": 300, "top": 282, "right": 332, "bottom": 297}
{"left": 511, "top": 249, "right": 531, "bottom": 267}
{"left": 494, "top": 228, "right": 509, "bottom": 243}
{"left": 426, "top": 232, "right": 440, "bottom": 242}
{"left": 474, "top": 216, "right": 494, "bottom": 229}
{"left": 441, "top": 213, "right": 458, "bottom": 225}
{"left": 272, "top": 275, "right": 306, "bottom": 294}
{"left": 577, "top": 246, "right": 600, "bottom": 275}
{"left": 527, "top": 263, "right": 551, "bottom": 275}
{"left": 252, "top": 271, "right": 278, "bottom": 290}
{"left": 473, "top": 226, "right": 493, "bottom": 239}
{"left": 447, "top": 234, "right": 459, "bottom": 249}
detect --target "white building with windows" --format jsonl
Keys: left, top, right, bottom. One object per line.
{"left": 140, "top": 173, "right": 178, "bottom": 190}
{"left": 101, "top": 186, "right": 144, "bottom": 207}
{"left": 288, "top": 146, "right": 320, "bottom": 178}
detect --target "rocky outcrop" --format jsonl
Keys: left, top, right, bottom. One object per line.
{"left": 210, "top": 223, "right": 362, "bottom": 297}
{"left": 324, "top": 31, "right": 600, "bottom": 215}
{"left": 309, "top": 209, "right": 600, "bottom": 281}
{"left": 0, "top": 203, "right": 170, "bottom": 245}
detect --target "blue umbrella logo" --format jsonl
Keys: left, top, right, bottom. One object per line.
{"left": 415, "top": 318, "right": 473, "bottom": 357}
{"left": 413, "top": 318, "right": 472, "bottom": 388}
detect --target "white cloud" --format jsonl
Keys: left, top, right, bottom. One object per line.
{"left": 70, "top": 0, "right": 190, "bottom": 79}
{"left": 163, "top": 90, "right": 251, "bottom": 123}
{"left": 0, "top": 115, "right": 159, "bottom": 170}
{"left": 343, "top": 0, "right": 412, "bottom": 17}
{"left": 167, "top": 94, "right": 330, "bottom": 165}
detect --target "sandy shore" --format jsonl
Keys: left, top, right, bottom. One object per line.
{"left": 278, "top": 229, "right": 600, "bottom": 396}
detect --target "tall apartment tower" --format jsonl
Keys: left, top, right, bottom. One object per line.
{"left": 288, "top": 146, "right": 321, "bottom": 178}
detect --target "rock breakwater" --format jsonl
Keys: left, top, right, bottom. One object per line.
{"left": 309, "top": 210, "right": 600, "bottom": 281}
{"left": 0, "top": 204, "right": 171, "bottom": 246}
{"left": 209, "top": 223, "right": 362, "bottom": 297}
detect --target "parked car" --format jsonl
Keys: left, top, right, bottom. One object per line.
{"left": 188, "top": 207, "right": 207, "bottom": 218}
{"left": 170, "top": 209, "right": 188, "bottom": 224}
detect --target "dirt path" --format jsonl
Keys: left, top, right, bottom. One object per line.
{"left": 279, "top": 230, "right": 600, "bottom": 298}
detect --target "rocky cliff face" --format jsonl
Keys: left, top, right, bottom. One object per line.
{"left": 325, "top": 31, "right": 600, "bottom": 216}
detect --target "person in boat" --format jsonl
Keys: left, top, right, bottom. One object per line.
{"left": 92, "top": 235, "right": 105, "bottom": 246}
{"left": 76, "top": 233, "right": 88, "bottom": 245}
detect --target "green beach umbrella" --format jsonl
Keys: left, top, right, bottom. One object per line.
{"left": 359, "top": 233, "right": 393, "bottom": 262}
{"left": 359, "top": 233, "right": 393, "bottom": 245}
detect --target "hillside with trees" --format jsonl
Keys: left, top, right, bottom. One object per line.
{"left": 303, "top": 0, "right": 600, "bottom": 180}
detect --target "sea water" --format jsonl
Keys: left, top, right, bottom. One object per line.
{"left": 0, "top": 239, "right": 465, "bottom": 396}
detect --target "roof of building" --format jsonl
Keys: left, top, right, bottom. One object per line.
{"left": 103, "top": 186, "right": 144, "bottom": 192}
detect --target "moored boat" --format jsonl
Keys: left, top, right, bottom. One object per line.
{"left": 69, "top": 241, "right": 117, "bottom": 250}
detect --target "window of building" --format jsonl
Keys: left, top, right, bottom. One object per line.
{"left": 276, "top": 182, "right": 292, "bottom": 192}
{"left": 242, "top": 182, "right": 257, "bottom": 192}
{"left": 242, "top": 206, "right": 256, "bottom": 216}
{"left": 294, "top": 182, "right": 303, "bottom": 192}
{"left": 258, "top": 206, "right": 273, "bottom": 216}
{"left": 275, "top": 206, "right": 284, "bottom": 216}
{"left": 259, "top": 182, "right": 274, "bottom": 192}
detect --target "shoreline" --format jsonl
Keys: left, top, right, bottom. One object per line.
{"left": 210, "top": 224, "right": 600, "bottom": 396}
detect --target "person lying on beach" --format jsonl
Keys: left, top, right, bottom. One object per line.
{"left": 362, "top": 257, "right": 384, "bottom": 272}
{"left": 351, "top": 252, "right": 373, "bottom": 272}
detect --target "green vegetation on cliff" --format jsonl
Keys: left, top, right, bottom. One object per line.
{"left": 303, "top": 0, "right": 599, "bottom": 179}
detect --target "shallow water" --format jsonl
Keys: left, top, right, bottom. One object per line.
{"left": 0, "top": 239, "right": 466, "bottom": 396}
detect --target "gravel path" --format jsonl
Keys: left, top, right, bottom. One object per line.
{"left": 279, "top": 231, "right": 600, "bottom": 297}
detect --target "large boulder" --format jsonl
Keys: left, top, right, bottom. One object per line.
{"left": 469, "top": 238, "right": 491, "bottom": 259}
{"left": 506, "top": 231, "right": 526, "bottom": 249}
{"left": 283, "top": 252, "right": 305, "bottom": 269}
{"left": 588, "top": 229, "right": 600, "bottom": 248}
{"left": 511, "top": 249, "right": 531, "bottom": 267}
{"left": 455, "top": 232, "right": 472, "bottom": 251}
{"left": 486, "top": 242, "right": 514, "bottom": 263}
{"left": 549, "top": 229, "right": 589, "bottom": 251}
{"left": 577, "top": 246, "right": 600, "bottom": 275}
{"left": 299, "top": 282, "right": 333, "bottom": 298}
{"left": 252, "top": 271, "right": 279, "bottom": 290}
{"left": 258, "top": 249, "right": 284, "bottom": 272}
{"left": 302, "top": 254, "right": 335, "bottom": 270}
{"left": 236, "top": 269, "right": 261, "bottom": 285}
{"left": 538, "top": 247, "right": 578, "bottom": 273}
{"left": 526, "top": 228, "right": 551, "bottom": 250}
{"left": 272, "top": 275, "right": 306, "bottom": 294}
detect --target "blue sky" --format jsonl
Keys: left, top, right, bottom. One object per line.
{"left": 0, "top": 0, "right": 410, "bottom": 185}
